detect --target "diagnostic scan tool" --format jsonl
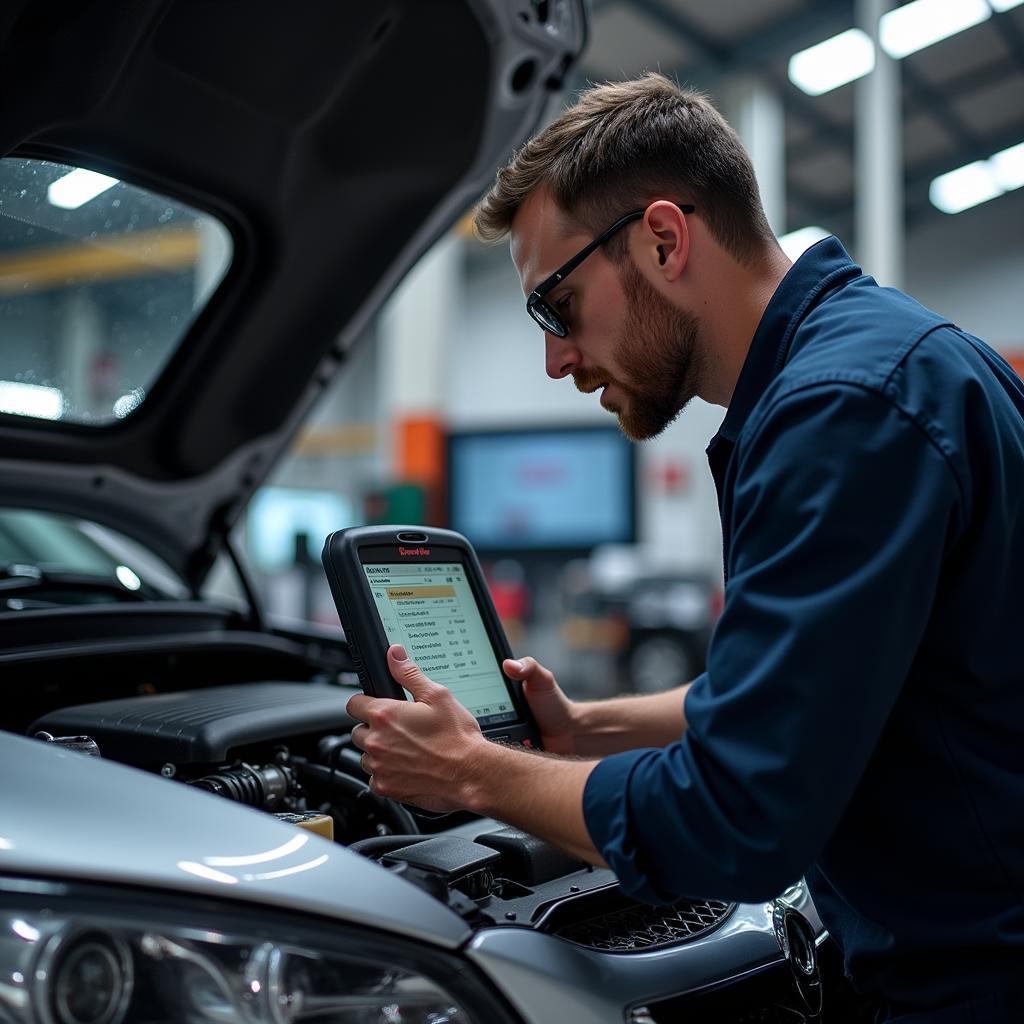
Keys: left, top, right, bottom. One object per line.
{"left": 322, "top": 526, "right": 541, "bottom": 747}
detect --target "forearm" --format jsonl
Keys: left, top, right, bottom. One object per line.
{"left": 571, "top": 682, "right": 692, "bottom": 756}
{"left": 462, "top": 742, "right": 605, "bottom": 865}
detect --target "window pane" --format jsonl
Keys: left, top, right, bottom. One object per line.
{"left": 0, "top": 157, "right": 231, "bottom": 424}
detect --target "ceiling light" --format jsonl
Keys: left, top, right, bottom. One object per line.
{"left": 879, "top": 0, "right": 990, "bottom": 59}
{"left": 989, "top": 142, "right": 1024, "bottom": 191}
{"left": 788, "top": 29, "right": 875, "bottom": 96}
{"left": 47, "top": 168, "right": 119, "bottom": 209}
{"left": 0, "top": 381, "right": 63, "bottom": 419}
{"left": 929, "top": 140, "right": 1024, "bottom": 214}
{"left": 989, "top": 0, "right": 1024, "bottom": 11}
{"left": 778, "top": 226, "right": 831, "bottom": 261}
{"left": 929, "top": 161, "right": 1002, "bottom": 214}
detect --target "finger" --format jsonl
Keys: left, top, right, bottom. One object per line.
{"left": 346, "top": 692, "right": 374, "bottom": 722}
{"left": 349, "top": 722, "right": 369, "bottom": 750}
{"left": 359, "top": 752, "right": 372, "bottom": 775}
{"left": 504, "top": 656, "right": 557, "bottom": 693}
{"left": 387, "top": 644, "right": 440, "bottom": 701}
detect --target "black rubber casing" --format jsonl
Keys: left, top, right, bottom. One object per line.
{"left": 322, "top": 525, "right": 541, "bottom": 748}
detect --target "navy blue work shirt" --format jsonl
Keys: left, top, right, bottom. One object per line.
{"left": 583, "top": 237, "right": 1024, "bottom": 1017}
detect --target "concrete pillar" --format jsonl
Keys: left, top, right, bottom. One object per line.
{"left": 722, "top": 75, "right": 787, "bottom": 236}
{"left": 855, "top": 0, "right": 904, "bottom": 289}
{"left": 59, "top": 291, "right": 103, "bottom": 420}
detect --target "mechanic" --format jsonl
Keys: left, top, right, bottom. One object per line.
{"left": 348, "top": 74, "right": 1024, "bottom": 1022}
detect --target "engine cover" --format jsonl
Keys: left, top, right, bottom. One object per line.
{"left": 30, "top": 682, "right": 355, "bottom": 764}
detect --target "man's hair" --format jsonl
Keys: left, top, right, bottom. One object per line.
{"left": 474, "top": 72, "right": 776, "bottom": 265}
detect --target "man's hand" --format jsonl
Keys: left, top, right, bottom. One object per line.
{"left": 347, "top": 644, "right": 490, "bottom": 812}
{"left": 349, "top": 645, "right": 603, "bottom": 864}
{"left": 502, "top": 656, "right": 578, "bottom": 755}
{"left": 506, "top": 655, "right": 693, "bottom": 757}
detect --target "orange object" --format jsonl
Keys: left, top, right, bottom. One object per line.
{"left": 396, "top": 415, "right": 446, "bottom": 523}
{"left": 397, "top": 415, "right": 445, "bottom": 484}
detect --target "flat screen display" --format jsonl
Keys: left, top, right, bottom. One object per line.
{"left": 362, "top": 560, "right": 517, "bottom": 728}
{"left": 448, "top": 428, "right": 635, "bottom": 552}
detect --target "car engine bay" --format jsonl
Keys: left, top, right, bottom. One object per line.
{"left": 3, "top": 607, "right": 874, "bottom": 1022}
{"left": 27, "top": 677, "right": 737, "bottom": 952}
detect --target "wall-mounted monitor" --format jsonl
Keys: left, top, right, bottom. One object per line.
{"left": 447, "top": 426, "right": 636, "bottom": 554}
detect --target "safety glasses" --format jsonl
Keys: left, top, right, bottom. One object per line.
{"left": 526, "top": 202, "right": 695, "bottom": 337}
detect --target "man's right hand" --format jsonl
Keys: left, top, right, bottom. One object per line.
{"left": 503, "top": 656, "right": 578, "bottom": 755}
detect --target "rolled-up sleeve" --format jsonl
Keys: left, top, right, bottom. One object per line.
{"left": 582, "top": 383, "right": 964, "bottom": 904}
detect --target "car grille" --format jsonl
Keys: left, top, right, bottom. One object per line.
{"left": 552, "top": 898, "right": 732, "bottom": 951}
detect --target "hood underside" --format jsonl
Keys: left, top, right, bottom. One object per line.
{"left": 0, "top": 0, "right": 585, "bottom": 585}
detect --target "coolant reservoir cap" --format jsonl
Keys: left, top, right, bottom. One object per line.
{"left": 273, "top": 811, "right": 334, "bottom": 841}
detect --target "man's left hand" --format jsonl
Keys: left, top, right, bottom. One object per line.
{"left": 347, "top": 644, "right": 489, "bottom": 812}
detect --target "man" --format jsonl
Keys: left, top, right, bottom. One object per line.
{"left": 348, "top": 74, "right": 1024, "bottom": 1022}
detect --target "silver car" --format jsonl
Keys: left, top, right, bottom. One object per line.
{"left": 0, "top": 2, "right": 855, "bottom": 1021}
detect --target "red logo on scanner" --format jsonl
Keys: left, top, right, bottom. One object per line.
{"left": 399, "top": 546, "right": 431, "bottom": 557}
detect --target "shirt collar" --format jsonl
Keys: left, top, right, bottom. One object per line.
{"left": 714, "top": 235, "right": 862, "bottom": 444}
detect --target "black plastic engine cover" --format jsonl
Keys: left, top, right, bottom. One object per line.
{"left": 30, "top": 682, "right": 355, "bottom": 764}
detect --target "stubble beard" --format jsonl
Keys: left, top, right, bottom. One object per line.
{"left": 575, "top": 262, "right": 704, "bottom": 442}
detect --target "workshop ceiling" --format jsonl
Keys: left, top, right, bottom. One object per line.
{"left": 577, "top": 0, "right": 1024, "bottom": 238}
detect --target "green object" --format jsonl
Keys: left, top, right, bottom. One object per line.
{"left": 364, "top": 482, "right": 425, "bottom": 525}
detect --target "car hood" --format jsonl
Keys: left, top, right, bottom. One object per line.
{"left": 0, "top": 731, "right": 472, "bottom": 947}
{"left": 0, "top": 0, "right": 585, "bottom": 587}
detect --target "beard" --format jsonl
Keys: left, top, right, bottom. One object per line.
{"left": 574, "top": 262, "right": 703, "bottom": 441}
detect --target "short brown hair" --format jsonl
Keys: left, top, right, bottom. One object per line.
{"left": 474, "top": 72, "right": 775, "bottom": 265}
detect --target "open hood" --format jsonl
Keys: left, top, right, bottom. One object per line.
{"left": 0, "top": 0, "right": 585, "bottom": 587}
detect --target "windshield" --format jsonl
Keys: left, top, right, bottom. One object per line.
{"left": 0, "top": 157, "right": 232, "bottom": 424}
{"left": 0, "top": 508, "right": 189, "bottom": 606}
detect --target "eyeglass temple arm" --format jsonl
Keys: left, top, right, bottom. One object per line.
{"left": 531, "top": 203, "right": 695, "bottom": 297}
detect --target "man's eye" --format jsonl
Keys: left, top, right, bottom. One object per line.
{"left": 555, "top": 294, "right": 572, "bottom": 312}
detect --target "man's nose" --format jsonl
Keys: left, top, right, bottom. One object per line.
{"left": 545, "top": 332, "right": 581, "bottom": 379}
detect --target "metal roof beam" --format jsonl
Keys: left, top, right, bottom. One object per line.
{"left": 896, "top": 62, "right": 984, "bottom": 151}
{"left": 688, "top": 0, "right": 855, "bottom": 84}
{"left": 789, "top": 54, "right": 1021, "bottom": 163}
{"left": 807, "top": 118, "right": 1024, "bottom": 223}
{"left": 988, "top": 5, "right": 1024, "bottom": 70}
{"left": 628, "top": 0, "right": 730, "bottom": 64}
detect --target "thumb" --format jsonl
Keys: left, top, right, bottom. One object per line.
{"left": 387, "top": 644, "right": 437, "bottom": 701}
{"left": 504, "top": 656, "right": 558, "bottom": 695}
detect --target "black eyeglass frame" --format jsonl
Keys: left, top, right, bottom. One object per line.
{"left": 526, "top": 202, "right": 695, "bottom": 337}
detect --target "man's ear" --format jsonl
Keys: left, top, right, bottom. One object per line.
{"left": 641, "top": 200, "right": 690, "bottom": 282}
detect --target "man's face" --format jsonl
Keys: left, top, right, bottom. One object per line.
{"left": 511, "top": 189, "right": 703, "bottom": 441}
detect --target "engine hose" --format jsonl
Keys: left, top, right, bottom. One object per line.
{"left": 293, "top": 760, "right": 420, "bottom": 837}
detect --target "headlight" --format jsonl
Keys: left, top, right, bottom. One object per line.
{"left": 0, "top": 879, "right": 516, "bottom": 1024}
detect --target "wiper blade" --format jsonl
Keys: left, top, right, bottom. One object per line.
{"left": 0, "top": 563, "right": 153, "bottom": 601}
{"left": 0, "top": 563, "right": 44, "bottom": 590}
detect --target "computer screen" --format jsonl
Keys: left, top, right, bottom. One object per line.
{"left": 447, "top": 427, "right": 635, "bottom": 553}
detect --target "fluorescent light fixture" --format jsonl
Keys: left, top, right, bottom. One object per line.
{"left": 990, "top": 142, "right": 1024, "bottom": 192}
{"left": 929, "top": 141, "right": 1024, "bottom": 214}
{"left": 778, "top": 226, "right": 831, "bottom": 261}
{"left": 47, "top": 168, "right": 119, "bottom": 209}
{"left": 929, "top": 161, "right": 1002, "bottom": 214}
{"left": 788, "top": 28, "right": 875, "bottom": 95}
{"left": 879, "top": 0, "right": 990, "bottom": 59}
{"left": 791, "top": 0, "right": 994, "bottom": 98}
{"left": 0, "top": 381, "right": 63, "bottom": 419}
